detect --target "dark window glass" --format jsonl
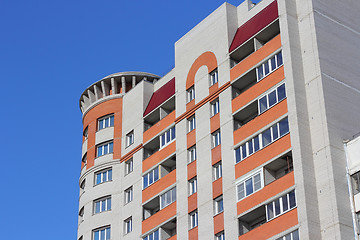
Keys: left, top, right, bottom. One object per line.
{"left": 275, "top": 199, "right": 281, "bottom": 215}
{"left": 257, "top": 66, "right": 264, "bottom": 80}
{"left": 264, "top": 61, "right": 270, "bottom": 75}
{"left": 254, "top": 136, "right": 260, "bottom": 152}
{"left": 272, "top": 124, "right": 279, "bottom": 141}
{"left": 267, "top": 203, "right": 274, "bottom": 220}
{"left": 154, "top": 168, "right": 159, "bottom": 181}
{"left": 235, "top": 148, "right": 241, "bottom": 163}
{"left": 279, "top": 118, "right": 289, "bottom": 136}
{"left": 268, "top": 90, "right": 277, "bottom": 107}
{"left": 245, "top": 178, "right": 253, "bottom": 195}
{"left": 248, "top": 141, "right": 253, "bottom": 155}
{"left": 277, "top": 52, "right": 283, "bottom": 66}
{"left": 282, "top": 195, "right": 289, "bottom": 212}
{"left": 277, "top": 83, "right": 286, "bottom": 101}
{"left": 289, "top": 191, "right": 296, "bottom": 208}
{"left": 259, "top": 96, "right": 268, "bottom": 113}
{"left": 271, "top": 56, "right": 277, "bottom": 71}
{"left": 262, "top": 129, "right": 272, "bottom": 147}
{"left": 292, "top": 230, "right": 299, "bottom": 240}
{"left": 241, "top": 144, "right": 247, "bottom": 159}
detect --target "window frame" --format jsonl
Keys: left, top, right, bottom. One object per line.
{"left": 266, "top": 190, "right": 296, "bottom": 221}
{"left": 189, "top": 210, "right": 198, "bottom": 229}
{"left": 95, "top": 168, "right": 112, "bottom": 185}
{"left": 93, "top": 226, "right": 111, "bottom": 240}
{"left": 124, "top": 186, "right": 133, "bottom": 204}
{"left": 236, "top": 169, "right": 264, "bottom": 202}
{"left": 125, "top": 158, "right": 133, "bottom": 175}
{"left": 188, "top": 115, "right": 196, "bottom": 132}
{"left": 93, "top": 196, "right": 111, "bottom": 214}
{"left": 96, "top": 141, "right": 114, "bottom": 157}
{"left": 98, "top": 114, "right": 114, "bottom": 131}
{"left": 276, "top": 229, "right": 299, "bottom": 240}
{"left": 188, "top": 146, "right": 197, "bottom": 163}
{"left": 213, "top": 162, "right": 222, "bottom": 181}
{"left": 210, "top": 98, "right": 220, "bottom": 116}
{"left": 187, "top": 87, "right": 195, "bottom": 103}
{"left": 160, "top": 126, "right": 176, "bottom": 149}
{"left": 258, "top": 83, "right": 286, "bottom": 115}
{"left": 212, "top": 130, "right": 221, "bottom": 148}
{"left": 160, "top": 187, "right": 176, "bottom": 209}
{"left": 214, "top": 195, "right": 224, "bottom": 215}
{"left": 124, "top": 217, "right": 132, "bottom": 235}
{"left": 189, "top": 177, "right": 197, "bottom": 196}
{"left": 142, "top": 166, "right": 160, "bottom": 189}
{"left": 215, "top": 231, "right": 225, "bottom": 240}
{"left": 126, "top": 130, "right": 134, "bottom": 147}
{"left": 256, "top": 51, "right": 283, "bottom": 81}
{"left": 210, "top": 69, "right": 219, "bottom": 86}
{"left": 143, "top": 229, "right": 159, "bottom": 240}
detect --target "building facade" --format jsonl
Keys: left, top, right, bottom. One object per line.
{"left": 77, "top": 0, "right": 360, "bottom": 239}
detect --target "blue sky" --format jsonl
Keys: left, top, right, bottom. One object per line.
{"left": 0, "top": 0, "right": 259, "bottom": 238}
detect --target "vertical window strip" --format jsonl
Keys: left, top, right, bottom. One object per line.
{"left": 235, "top": 117, "right": 289, "bottom": 163}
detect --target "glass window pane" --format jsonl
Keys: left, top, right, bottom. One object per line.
{"left": 262, "top": 129, "right": 272, "bottom": 147}
{"left": 254, "top": 136, "right": 260, "bottom": 152}
{"left": 166, "top": 130, "right": 171, "bottom": 142}
{"left": 275, "top": 199, "right": 281, "bottom": 215}
{"left": 271, "top": 56, "right": 277, "bottom": 71}
{"left": 96, "top": 174, "right": 101, "bottom": 184}
{"left": 289, "top": 191, "right": 296, "bottom": 208}
{"left": 277, "top": 52, "right": 283, "bottom": 66}
{"left": 172, "top": 188, "right": 176, "bottom": 202}
{"left": 264, "top": 61, "right": 270, "bottom": 75}
{"left": 285, "top": 234, "right": 291, "bottom": 240}
{"left": 161, "top": 134, "right": 165, "bottom": 146}
{"left": 107, "top": 198, "right": 111, "bottom": 210}
{"left": 149, "top": 171, "right": 153, "bottom": 184}
{"left": 108, "top": 169, "right": 112, "bottom": 181}
{"left": 238, "top": 183, "right": 245, "bottom": 200}
{"left": 248, "top": 141, "right": 253, "bottom": 155}
{"left": 109, "top": 142, "right": 113, "bottom": 153}
{"left": 279, "top": 118, "right": 289, "bottom": 136}
{"left": 292, "top": 230, "right": 299, "bottom": 240}
{"left": 272, "top": 124, "right": 279, "bottom": 140}
{"left": 149, "top": 234, "right": 153, "bottom": 240}
{"left": 143, "top": 176, "right": 148, "bottom": 188}
{"left": 282, "top": 195, "right": 289, "bottom": 212}
{"left": 245, "top": 178, "right": 253, "bottom": 196}
{"left": 254, "top": 174, "right": 261, "bottom": 191}
{"left": 95, "top": 201, "right": 100, "bottom": 213}
{"left": 235, "top": 148, "right": 241, "bottom": 163}
{"left": 154, "top": 230, "right": 159, "bottom": 240}
{"left": 277, "top": 83, "right": 286, "bottom": 101}
{"left": 99, "top": 120, "right": 103, "bottom": 130}
{"left": 102, "top": 172, "right": 107, "bottom": 182}
{"left": 241, "top": 144, "right": 247, "bottom": 159}
{"left": 154, "top": 167, "right": 159, "bottom": 181}
{"left": 110, "top": 115, "right": 114, "bottom": 127}
{"left": 101, "top": 229, "right": 105, "bottom": 240}
{"left": 171, "top": 127, "right": 176, "bottom": 140}
{"left": 104, "top": 145, "right": 108, "bottom": 155}
{"left": 101, "top": 200, "right": 106, "bottom": 211}
{"left": 259, "top": 96, "right": 268, "bottom": 114}
{"left": 94, "top": 231, "right": 100, "bottom": 240}
{"left": 267, "top": 203, "right": 274, "bottom": 220}
{"left": 97, "top": 146, "right": 102, "bottom": 157}
{"left": 257, "top": 66, "right": 264, "bottom": 80}
{"left": 268, "top": 90, "right": 277, "bottom": 107}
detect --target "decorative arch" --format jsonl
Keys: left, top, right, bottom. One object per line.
{"left": 186, "top": 51, "right": 218, "bottom": 90}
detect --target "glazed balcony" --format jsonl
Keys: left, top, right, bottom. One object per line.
{"left": 143, "top": 169, "right": 176, "bottom": 203}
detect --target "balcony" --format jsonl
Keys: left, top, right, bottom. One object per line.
{"left": 144, "top": 96, "right": 175, "bottom": 132}
{"left": 230, "top": 20, "right": 280, "bottom": 73}
{"left": 142, "top": 202, "right": 177, "bottom": 234}
{"left": 233, "top": 101, "right": 258, "bottom": 131}
{"left": 143, "top": 169, "right": 176, "bottom": 203}
{"left": 143, "top": 142, "right": 176, "bottom": 172}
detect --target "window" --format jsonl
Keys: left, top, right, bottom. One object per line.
{"left": 211, "top": 99, "right": 220, "bottom": 116}
{"left": 160, "top": 187, "right": 176, "bottom": 209}
{"left": 80, "top": 179, "right": 85, "bottom": 191}
{"left": 189, "top": 177, "right": 197, "bottom": 196}
{"left": 212, "top": 130, "right": 221, "bottom": 148}
{"left": 97, "top": 141, "right": 113, "bottom": 157}
{"left": 124, "top": 187, "right": 133, "bottom": 204}
{"left": 214, "top": 196, "right": 224, "bottom": 215}
{"left": 83, "top": 126, "right": 88, "bottom": 139}
{"left": 143, "top": 229, "right": 159, "bottom": 240}
{"left": 160, "top": 126, "right": 175, "bottom": 148}
{"left": 235, "top": 117, "right": 289, "bottom": 163}
{"left": 276, "top": 229, "right": 299, "bottom": 240}
{"left": 266, "top": 190, "right": 296, "bottom": 221}
{"left": 189, "top": 210, "right": 198, "bottom": 229}
{"left": 95, "top": 168, "right": 112, "bottom": 185}
{"left": 188, "top": 146, "right": 197, "bottom": 163}
{"left": 94, "top": 196, "right": 111, "bottom": 214}
{"left": 79, "top": 206, "right": 84, "bottom": 223}
{"left": 256, "top": 51, "right": 283, "bottom": 81}
{"left": 351, "top": 171, "right": 360, "bottom": 194}
{"left": 215, "top": 231, "right": 225, "bottom": 240}
{"left": 125, "top": 158, "right": 133, "bottom": 175}
{"left": 259, "top": 83, "right": 286, "bottom": 114}
{"left": 98, "top": 114, "right": 114, "bottom": 130}
{"left": 237, "top": 170, "right": 263, "bottom": 201}
{"left": 187, "top": 87, "right": 195, "bottom": 102}
{"left": 124, "top": 217, "right": 132, "bottom": 234}
{"left": 82, "top": 153, "right": 87, "bottom": 166}
{"left": 93, "top": 226, "right": 111, "bottom": 240}
{"left": 188, "top": 116, "right": 196, "bottom": 132}
{"left": 126, "top": 131, "right": 134, "bottom": 147}
{"left": 210, "top": 69, "right": 218, "bottom": 86}
{"left": 143, "top": 167, "right": 159, "bottom": 189}
{"left": 213, "top": 162, "right": 222, "bottom": 180}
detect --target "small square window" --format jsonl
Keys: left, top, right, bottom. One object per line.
{"left": 189, "top": 177, "right": 197, "bottom": 196}
{"left": 210, "top": 69, "right": 218, "bottom": 86}
{"left": 126, "top": 131, "right": 134, "bottom": 147}
{"left": 214, "top": 196, "right": 224, "bottom": 215}
{"left": 124, "top": 217, "right": 132, "bottom": 234}
{"left": 125, "top": 158, "right": 133, "bottom": 175}
{"left": 188, "top": 116, "right": 196, "bottom": 132}
{"left": 213, "top": 162, "right": 222, "bottom": 181}
{"left": 124, "top": 187, "right": 133, "bottom": 204}
{"left": 188, "top": 146, "right": 197, "bottom": 163}
{"left": 212, "top": 130, "right": 221, "bottom": 148}
{"left": 211, "top": 99, "right": 220, "bottom": 116}
{"left": 187, "top": 87, "right": 195, "bottom": 103}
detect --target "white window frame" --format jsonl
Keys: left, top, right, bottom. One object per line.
{"left": 256, "top": 51, "right": 283, "bottom": 81}
{"left": 235, "top": 117, "right": 289, "bottom": 163}
{"left": 213, "top": 162, "right": 222, "bottom": 181}
{"left": 94, "top": 196, "right": 111, "bottom": 214}
{"left": 93, "top": 226, "right": 111, "bottom": 240}
{"left": 124, "top": 217, "right": 132, "bottom": 234}
{"left": 187, "top": 87, "right": 195, "bottom": 103}
{"left": 276, "top": 229, "right": 299, "bottom": 240}
{"left": 126, "top": 130, "right": 134, "bottom": 147}
{"left": 236, "top": 169, "right": 264, "bottom": 201}
{"left": 258, "top": 83, "right": 286, "bottom": 114}
{"left": 143, "top": 229, "right": 160, "bottom": 240}
{"left": 211, "top": 99, "right": 220, "bottom": 116}
{"left": 188, "top": 146, "right": 197, "bottom": 163}
{"left": 95, "top": 168, "right": 112, "bottom": 185}
{"left": 98, "top": 114, "right": 114, "bottom": 131}
{"left": 160, "top": 126, "right": 176, "bottom": 149}
{"left": 125, "top": 158, "right": 133, "bottom": 175}
{"left": 188, "top": 116, "right": 196, "bottom": 132}
{"left": 189, "top": 177, "right": 197, "bottom": 196}
{"left": 97, "top": 141, "right": 113, "bottom": 157}
{"left": 124, "top": 186, "right": 133, "bottom": 204}
{"left": 212, "top": 130, "right": 221, "bottom": 148}
{"left": 160, "top": 187, "right": 176, "bottom": 209}
{"left": 214, "top": 195, "right": 224, "bottom": 215}
{"left": 142, "top": 166, "right": 160, "bottom": 189}
{"left": 210, "top": 69, "right": 219, "bottom": 86}
{"left": 189, "top": 210, "right": 198, "bottom": 229}
{"left": 215, "top": 231, "right": 225, "bottom": 240}
{"left": 266, "top": 190, "right": 296, "bottom": 221}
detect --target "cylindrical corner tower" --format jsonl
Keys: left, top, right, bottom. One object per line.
{"left": 77, "top": 72, "right": 160, "bottom": 240}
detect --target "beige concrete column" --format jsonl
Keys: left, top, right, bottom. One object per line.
{"left": 121, "top": 76, "right": 126, "bottom": 93}
{"left": 132, "top": 76, "right": 136, "bottom": 88}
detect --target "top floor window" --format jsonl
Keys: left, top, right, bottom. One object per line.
{"left": 98, "top": 114, "right": 114, "bottom": 130}
{"left": 187, "top": 87, "right": 195, "bottom": 103}
{"left": 257, "top": 51, "right": 283, "bottom": 81}
{"left": 160, "top": 126, "right": 175, "bottom": 148}
{"left": 210, "top": 69, "right": 218, "bottom": 86}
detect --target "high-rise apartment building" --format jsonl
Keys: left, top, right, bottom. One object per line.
{"left": 77, "top": 0, "right": 360, "bottom": 239}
